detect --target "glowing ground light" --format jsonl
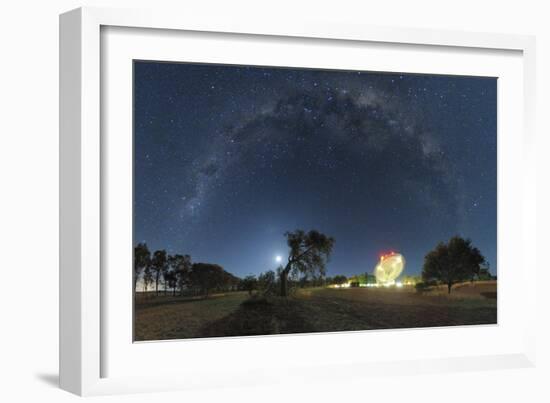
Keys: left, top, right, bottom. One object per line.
{"left": 374, "top": 252, "right": 405, "bottom": 285}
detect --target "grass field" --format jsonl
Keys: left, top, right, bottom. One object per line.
{"left": 134, "top": 281, "right": 496, "bottom": 341}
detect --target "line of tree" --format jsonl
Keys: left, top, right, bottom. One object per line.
{"left": 421, "top": 236, "right": 488, "bottom": 293}
{"left": 135, "top": 233, "right": 490, "bottom": 298}
{"left": 134, "top": 227, "right": 339, "bottom": 301}
{"left": 240, "top": 270, "right": 278, "bottom": 296}
{"left": 134, "top": 243, "right": 240, "bottom": 298}
{"left": 345, "top": 273, "right": 377, "bottom": 286}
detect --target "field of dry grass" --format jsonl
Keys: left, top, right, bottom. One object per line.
{"left": 134, "top": 281, "right": 496, "bottom": 341}
{"left": 134, "top": 292, "right": 248, "bottom": 341}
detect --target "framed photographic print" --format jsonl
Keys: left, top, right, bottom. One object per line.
{"left": 60, "top": 7, "right": 537, "bottom": 396}
{"left": 132, "top": 61, "right": 498, "bottom": 342}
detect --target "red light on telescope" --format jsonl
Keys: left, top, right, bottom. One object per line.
{"left": 380, "top": 251, "right": 397, "bottom": 261}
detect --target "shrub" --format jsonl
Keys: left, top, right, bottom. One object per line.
{"left": 415, "top": 282, "right": 429, "bottom": 292}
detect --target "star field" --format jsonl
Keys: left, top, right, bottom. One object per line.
{"left": 134, "top": 62, "right": 497, "bottom": 278}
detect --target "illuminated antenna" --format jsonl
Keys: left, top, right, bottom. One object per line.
{"left": 374, "top": 252, "right": 406, "bottom": 286}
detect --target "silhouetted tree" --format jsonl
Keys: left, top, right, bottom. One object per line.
{"left": 422, "top": 236, "right": 485, "bottom": 294}
{"left": 189, "top": 263, "right": 225, "bottom": 298}
{"left": 298, "top": 275, "right": 309, "bottom": 288}
{"left": 143, "top": 265, "right": 153, "bottom": 293}
{"left": 280, "top": 230, "right": 334, "bottom": 296}
{"left": 163, "top": 267, "right": 178, "bottom": 296}
{"left": 221, "top": 271, "right": 240, "bottom": 291}
{"left": 241, "top": 275, "right": 258, "bottom": 295}
{"left": 366, "top": 274, "right": 377, "bottom": 285}
{"left": 169, "top": 254, "right": 192, "bottom": 296}
{"left": 333, "top": 275, "right": 347, "bottom": 285}
{"left": 163, "top": 268, "right": 169, "bottom": 296}
{"left": 134, "top": 243, "right": 150, "bottom": 295}
{"left": 151, "top": 250, "right": 168, "bottom": 296}
{"left": 258, "top": 270, "right": 277, "bottom": 295}
{"left": 348, "top": 274, "right": 362, "bottom": 287}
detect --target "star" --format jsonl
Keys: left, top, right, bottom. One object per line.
{"left": 133, "top": 61, "right": 497, "bottom": 279}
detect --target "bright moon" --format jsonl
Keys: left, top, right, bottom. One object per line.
{"left": 275, "top": 255, "right": 282, "bottom": 263}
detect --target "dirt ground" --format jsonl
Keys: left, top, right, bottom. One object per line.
{"left": 134, "top": 281, "right": 496, "bottom": 341}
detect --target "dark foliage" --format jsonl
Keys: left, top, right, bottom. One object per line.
{"left": 168, "top": 254, "right": 192, "bottom": 296}
{"left": 240, "top": 275, "right": 258, "bottom": 295}
{"left": 134, "top": 243, "right": 151, "bottom": 294}
{"left": 422, "top": 236, "right": 485, "bottom": 293}
{"left": 187, "top": 263, "right": 239, "bottom": 297}
{"left": 151, "top": 250, "right": 168, "bottom": 296}
{"left": 332, "top": 275, "right": 348, "bottom": 285}
{"left": 279, "top": 229, "right": 335, "bottom": 296}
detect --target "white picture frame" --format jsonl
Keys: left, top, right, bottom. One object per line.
{"left": 60, "top": 6, "right": 537, "bottom": 396}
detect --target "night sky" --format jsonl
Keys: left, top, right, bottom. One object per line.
{"left": 134, "top": 61, "right": 497, "bottom": 278}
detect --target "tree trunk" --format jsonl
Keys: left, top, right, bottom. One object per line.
{"left": 279, "top": 262, "right": 292, "bottom": 297}
{"left": 280, "top": 272, "right": 288, "bottom": 297}
{"left": 447, "top": 282, "right": 452, "bottom": 294}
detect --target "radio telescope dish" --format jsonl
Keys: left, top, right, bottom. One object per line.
{"left": 374, "top": 252, "right": 405, "bottom": 285}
